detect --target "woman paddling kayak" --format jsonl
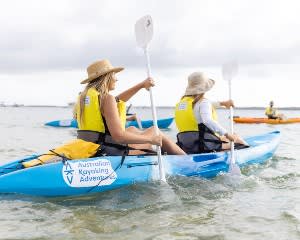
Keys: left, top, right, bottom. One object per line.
{"left": 75, "top": 59, "right": 185, "bottom": 156}
{"left": 174, "top": 71, "right": 248, "bottom": 154}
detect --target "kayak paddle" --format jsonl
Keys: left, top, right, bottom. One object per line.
{"left": 222, "top": 61, "right": 241, "bottom": 175}
{"left": 134, "top": 15, "right": 166, "bottom": 182}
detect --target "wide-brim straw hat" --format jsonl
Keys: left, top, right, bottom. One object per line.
{"left": 81, "top": 59, "right": 124, "bottom": 84}
{"left": 184, "top": 72, "right": 215, "bottom": 95}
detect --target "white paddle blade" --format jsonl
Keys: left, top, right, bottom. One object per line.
{"left": 229, "top": 162, "right": 241, "bottom": 175}
{"left": 222, "top": 61, "right": 238, "bottom": 81}
{"left": 134, "top": 15, "right": 153, "bottom": 49}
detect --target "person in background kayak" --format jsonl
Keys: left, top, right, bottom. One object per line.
{"left": 265, "top": 101, "right": 285, "bottom": 120}
{"left": 174, "top": 72, "right": 248, "bottom": 154}
{"left": 76, "top": 59, "right": 186, "bottom": 156}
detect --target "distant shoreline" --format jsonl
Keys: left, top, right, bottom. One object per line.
{"left": 1, "top": 105, "right": 300, "bottom": 110}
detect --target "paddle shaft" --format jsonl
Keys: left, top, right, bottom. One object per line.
{"left": 144, "top": 48, "right": 166, "bottom": 182}
{"left": 228, "top": 79, "right": 235, "bottom": 165}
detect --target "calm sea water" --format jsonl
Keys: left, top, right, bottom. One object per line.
{"left": 0, "top": 106, "right": 300, "bottom": 240}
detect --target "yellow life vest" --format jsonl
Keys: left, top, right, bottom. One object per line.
{"left": 76, "top": 88, "right": 126, "bottom": 132}
{"left": 175, "top": 96, "right": 218, "bottom": 132}
{"left": 117, "top": 100, "right": 126, "bottom": 130}
{"left": 265, "top": 107, "right": 276, "bottom": 116}
{"left": 23, "top": 139, "right": 100, "bottom": 168}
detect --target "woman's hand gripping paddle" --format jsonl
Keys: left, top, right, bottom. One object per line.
{"left": 222, "top": 62, "right": 241, "bottom": 176}
{"left": 135, "top": 15, "right": 166, "bottom": 182}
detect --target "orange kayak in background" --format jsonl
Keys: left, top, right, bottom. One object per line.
{"left": 233, "top": 117, "right": 300, "bottom": 124}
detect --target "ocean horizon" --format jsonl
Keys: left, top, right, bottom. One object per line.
{"left": 1, "top": 105, "right": 300, "bottom": 110}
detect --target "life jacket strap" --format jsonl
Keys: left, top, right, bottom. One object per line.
{"left": 176, "top": 123, "right": 225, "bottom": 154}
{"left": 77, "top": 130, "right": 157, "bottom": 156}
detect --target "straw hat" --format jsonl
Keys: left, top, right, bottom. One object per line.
{"left": 81, "top": 59, "right": 124, "bottom": 84}
{"left": 184, "top": 72, "right": 215, "bottom": 95}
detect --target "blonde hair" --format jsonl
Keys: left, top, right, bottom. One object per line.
{"left": 78, "top": 72, "right": 115, "bottom": 125}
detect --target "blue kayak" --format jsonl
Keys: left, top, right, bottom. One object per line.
{"left": 45, "top": 119, "right": 78, "bottom": 128}
{"left": 0, "top": 131, "right": 280, "bottom": 197}
{"left": 45, "top": 117, "right": 174, "bottom": 129}
{"left": 126, "top": 117, "right": 174, "bottom": 128}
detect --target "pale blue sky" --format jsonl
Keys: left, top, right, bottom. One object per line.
{"left": 0, "top": 0, "right": 299, "bottom": 107}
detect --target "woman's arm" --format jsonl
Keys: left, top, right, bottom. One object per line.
{"left": 117, "top": 78, "right": 154, "bottom": 102}
{"left": 212, "top": 100, "right": 234, "bottom": 109}
{"left": 126, "top": 114, "right": 137, "bottom": 121}
{"left": 197, "top": 99, "right": 228, "bottom": 136}
{"left": 102, "top": 94, "right": 160, "bottom": 145}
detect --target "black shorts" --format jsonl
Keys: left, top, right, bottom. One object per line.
{"left": 176, "top": 126, "right": 222, "bottom": 154}
{"left": 77, "top": 130, "right": 127, "bottom": 156}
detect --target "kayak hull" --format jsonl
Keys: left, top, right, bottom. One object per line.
{"left": 45, "top": 119, "right": 78, "bottom": 128}
{"left": 234, "top": 117, "right": 300, "bottom": 124}
{"left": 45, "top": 117, "right": 174, "bottom": 129}
{"left": 126, "top": 117, "right": 174, "bottom": 128}
{"left": 0, "top": 131, "right": 280, "bottom": 197}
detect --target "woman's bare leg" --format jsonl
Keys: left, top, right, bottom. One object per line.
{"left": 126, "top": 126, "right": 142, "bottom": 134}
{"left": 143, "top": 127, "right": 185, "bottom": 155}
{"left": 126, "top": 126, "right": 186, "bottom": 155}
{"left": 221, "top": 134, "right": 249, "bottom": 150}
{"left": 233, "top": 134, "right": 249, "bottom": 146}
{"left": 126, "top": 126, "right": 154, "bottom": 155}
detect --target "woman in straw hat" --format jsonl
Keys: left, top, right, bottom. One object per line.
{"left": 75, "top": 59, "right": 186, "bottom": 156}
{"left": 174, "top": 72, "right": 248, "bottom": 154}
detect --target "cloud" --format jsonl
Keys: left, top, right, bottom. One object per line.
{"left": 0, "top": 0, "right": 300, "bottom": 74}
